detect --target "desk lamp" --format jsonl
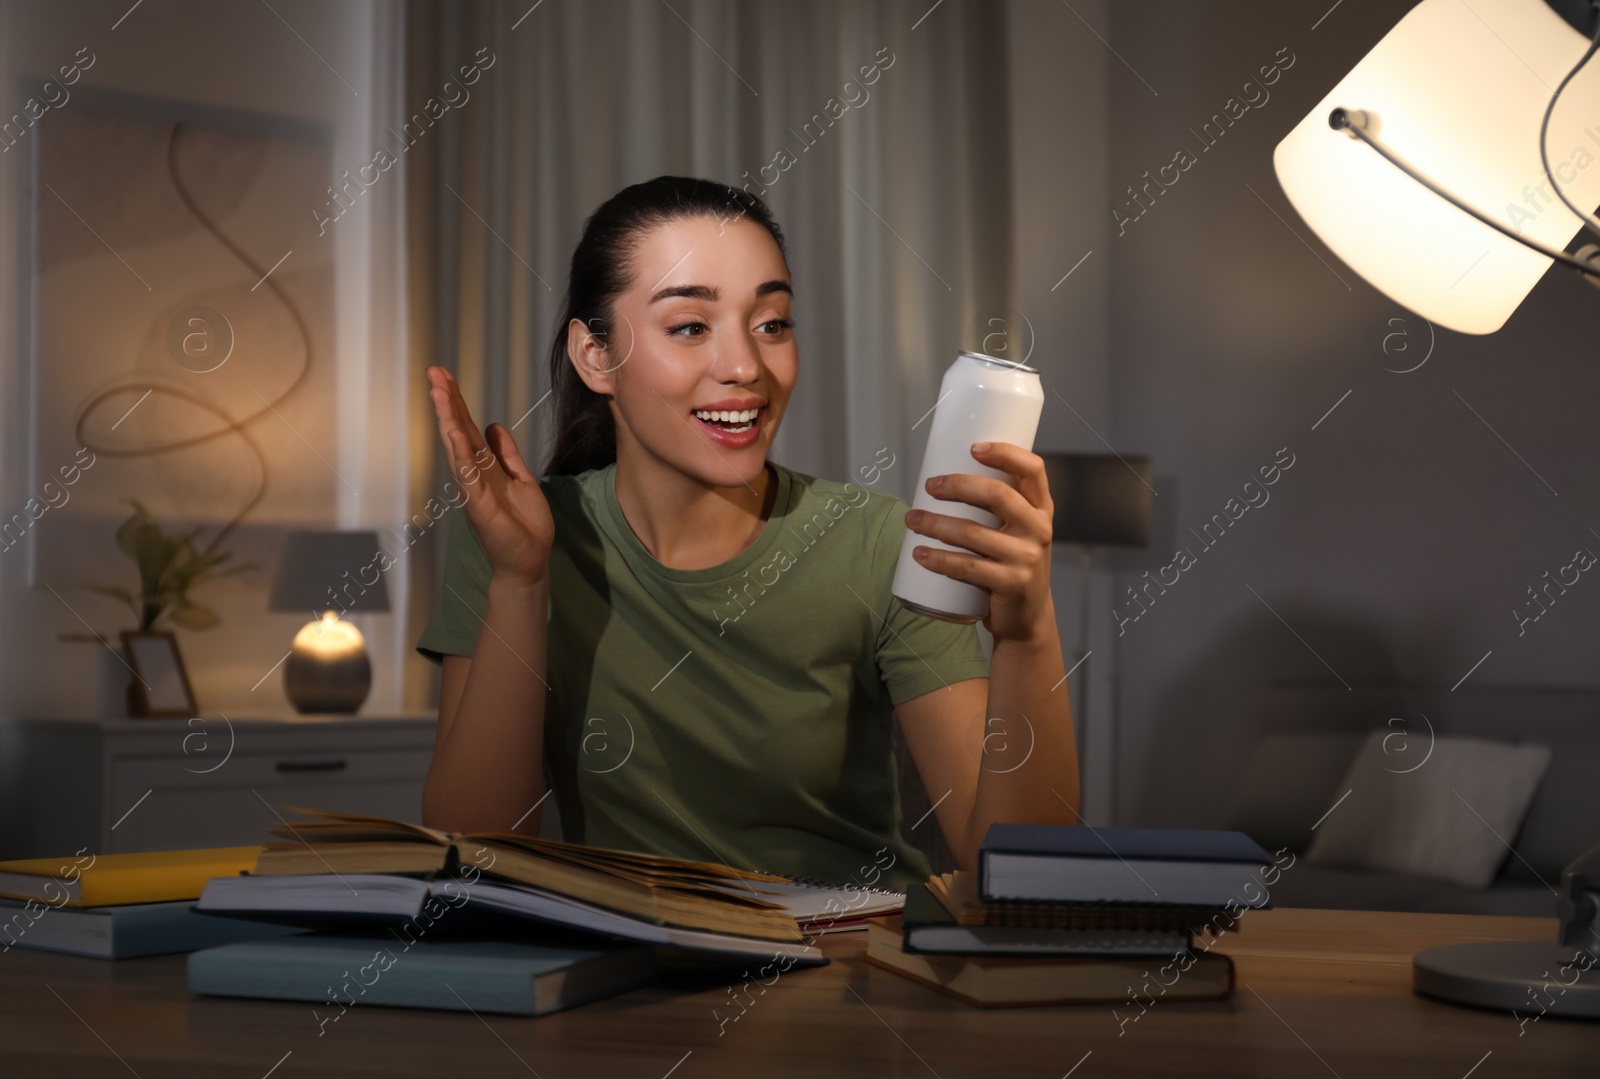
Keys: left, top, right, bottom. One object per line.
{"left": 1273, "top": 0, "right": 1600, "bottom": 1015}
{"left": 1273, "top": 0, "right": 1600, "bottom": 334}
{"left": 267, "top": 530, "right": 389, "bottom": 714}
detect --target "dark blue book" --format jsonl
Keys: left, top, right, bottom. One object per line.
{"left": 979, "top": 825, "right": 1274, "bottom": 906}
{"left": 188, "top": 931, "right": 656, "bottom": 1016}
{"left": 0, "top": 896, "right": 306, "bottom": 959}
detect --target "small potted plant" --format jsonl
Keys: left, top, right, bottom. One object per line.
{"left": 59, "top": 498, "right": 258, "bottom": 715}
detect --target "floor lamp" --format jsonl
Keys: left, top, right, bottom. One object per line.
{"left": 1038, "top": 453, "right": 1153, "bottom": 824}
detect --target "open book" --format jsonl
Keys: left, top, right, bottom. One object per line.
{"left": 198, "top": 874, "right": 826, "bottom": 964}
{"left": 248, "top": 807, "right": 899, "bottom": 944}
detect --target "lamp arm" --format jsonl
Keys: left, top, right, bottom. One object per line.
{"left": 1540, "top": 3, "right": 1600, "bottom": 244}
{"left": 1329, "top": 107, "right": 1600, "bottom": 283}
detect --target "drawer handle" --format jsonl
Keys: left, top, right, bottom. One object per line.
{"left": 276, "top": 758, "right": 348, "bottom": 773}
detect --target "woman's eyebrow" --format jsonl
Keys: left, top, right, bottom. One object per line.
{"left": 647, "top": 280, "right": 793, "bottom": 304}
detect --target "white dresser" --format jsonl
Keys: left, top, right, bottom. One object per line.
{"left": 0, "top": 714, "right": 437, "bottom": 859}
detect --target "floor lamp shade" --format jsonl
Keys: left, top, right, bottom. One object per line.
{"left": 1042, "top": 454, "right": 1154, "bottom": 550}
{"left": 268, "top": 531, "right": 389, "bottom": 714}
{"left": 1040, "top": 453, "right": 1153, "bottom": 824}
{"left": 1273, "top": 0, "right": 1600, "bottom": 334}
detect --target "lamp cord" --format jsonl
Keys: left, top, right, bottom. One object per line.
{"left": 1538, "top": 8, "right": 1600, "bottom": 243}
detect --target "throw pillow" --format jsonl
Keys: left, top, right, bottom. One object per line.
{"left": 1303, "top": 731, "right": 1551, "bottom": 889}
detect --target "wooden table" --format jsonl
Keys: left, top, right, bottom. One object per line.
{"left": 1, "top": 908, "right": 1593, "bottom": 1077}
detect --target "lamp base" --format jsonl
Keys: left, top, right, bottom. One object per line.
{"left": 284, "top": 647, "right": 372, "bottom": 714}
{"left": 1413, "top": 942, "right": 1600, "bottom": 1018}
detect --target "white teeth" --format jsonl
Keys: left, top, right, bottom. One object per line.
{"left": 693, "top": 408, "right": 759, "bottom": 423}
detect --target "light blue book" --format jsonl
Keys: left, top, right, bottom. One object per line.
{"left": 188, "top": 932, "right": 656, "bottom": 1016}
{"left": 0, "top": 897, "right": 306, "bottom": 959}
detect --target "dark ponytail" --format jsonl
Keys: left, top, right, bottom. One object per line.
{"left": 541, "top": 176, "right": 790, "bottom": 477}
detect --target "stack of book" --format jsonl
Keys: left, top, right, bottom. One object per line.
{"left": 0, "top": 846, "right": 305, "bottom": 959}
{"left": 865, "top": 823, "right": 1274, "bottom": 1006}
{"left": 189, "top": 806, "right": 906, "bottom": 1016}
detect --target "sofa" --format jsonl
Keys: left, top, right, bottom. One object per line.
{"left": 1224, "top": 682, "right": 1600, "bottom": 917}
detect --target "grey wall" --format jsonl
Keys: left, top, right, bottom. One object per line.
{"left": 1004, "top": 0, "right": 1116, "bottom": 821}
{"left": 1105, "top": 0, "right": 1600, "bottom": 825}
{"left": 0, "top": 0, "right": 412, "bottom": 720}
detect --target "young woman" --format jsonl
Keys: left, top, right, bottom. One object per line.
{"left": 417, "top": 176, "right": 1078, "bottom": 891}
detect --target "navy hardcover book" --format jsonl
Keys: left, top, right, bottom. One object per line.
{"left": 979, "top": 825, "right": 1275, "bottom": 906}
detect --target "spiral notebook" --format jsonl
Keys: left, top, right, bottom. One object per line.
{"left": 927, "top": 870, "right": 1230, "bottom": 929}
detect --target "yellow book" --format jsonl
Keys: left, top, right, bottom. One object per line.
{"left": 0, "top": 847, "right": 264, "bottom": 908}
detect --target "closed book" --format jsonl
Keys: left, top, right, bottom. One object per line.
{"left": 0, "top": 847, "right": 263, "bottom": 908}
{"left": 197, "top": 872, "right": 828, "bottom": 965}
{"left": 927, "top": 870, "right": 1230, "bottom": 930}
{"left": 979, "top": 825, "right": 1273, "bottom": 906}
{"left": 901, "top": 884, "right": 1191, "bottom": 957}
{"left": 865, "top": 914, "right": 1234, "bottom": 1007}
{"left": 188, "top": 931, "right": 656, "bottom": 1016}
{"left": 0, "top": 896, "right": 305, "bottom": 959}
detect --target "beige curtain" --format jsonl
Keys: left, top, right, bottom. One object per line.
{"left": 401, "top": 0, "right": 1018, "bottom": 868}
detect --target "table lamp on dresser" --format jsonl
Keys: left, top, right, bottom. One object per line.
{"left": 267, "top": 530, "right": 389, "bottom": 714}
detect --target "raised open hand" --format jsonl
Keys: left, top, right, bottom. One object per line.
{"left": 426, "top": 365, "right": 555, "bottom": 587}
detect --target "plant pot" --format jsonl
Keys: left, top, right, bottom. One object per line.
{"left": 95, "top": 645, "right": 136, "bottom": 718}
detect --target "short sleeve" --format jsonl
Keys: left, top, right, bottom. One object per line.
{"left": 414, "top": 508, "right": 493, "bottom": 667}
{"left": 870, "top": 495, "right": 991, "bottom": 707}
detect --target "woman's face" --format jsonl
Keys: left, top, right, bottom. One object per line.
{"left": 568, "top": 214, "right": 796, "bottom": 490}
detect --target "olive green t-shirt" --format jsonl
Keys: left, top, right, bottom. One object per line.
{"left": 414, "top": 460, "right": 991, "bottom": 891}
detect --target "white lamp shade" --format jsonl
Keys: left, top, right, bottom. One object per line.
{"left": 1274, "top": 0, "right": 1600, "bottom": 334}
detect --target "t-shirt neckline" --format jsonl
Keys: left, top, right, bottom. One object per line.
{"left": 600, "top": 460, "right": 793, "bottom": 584}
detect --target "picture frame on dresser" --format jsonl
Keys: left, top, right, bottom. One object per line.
{"left": 119, "top": 630, "right": 198, "bottom": 718}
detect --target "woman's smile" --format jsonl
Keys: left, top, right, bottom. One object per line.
{"left": 691, "top": 396, "right": 767, "bottom": 446}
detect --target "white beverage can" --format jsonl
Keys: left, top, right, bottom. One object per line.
{"left": 892, "top": 350, "right": 1045, "bottom": 623}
